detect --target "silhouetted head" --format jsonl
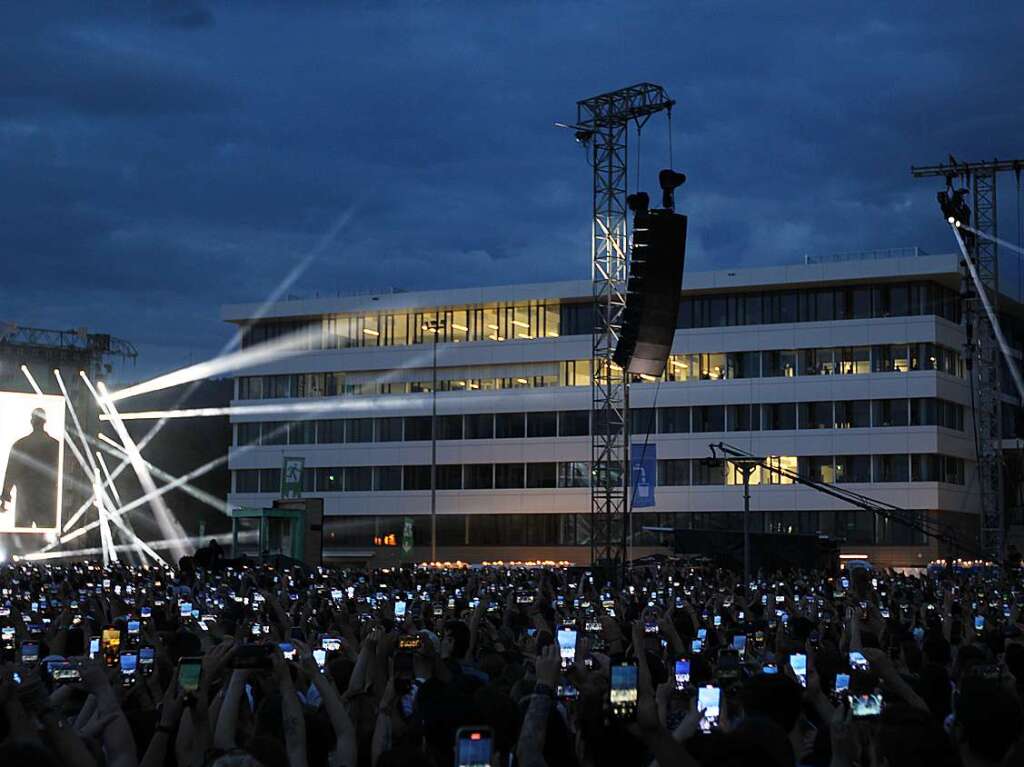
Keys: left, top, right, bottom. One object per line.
{"left": 30, "top": 408, "right": 46, "bottom": 431}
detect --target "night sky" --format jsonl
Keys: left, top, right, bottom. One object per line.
{"left": 3, "top": 2, "right": 1023, "bottom": 380}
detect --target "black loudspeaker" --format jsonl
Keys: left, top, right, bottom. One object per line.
{"left": 613, "top": 209, "right": 687, "bottom": 376}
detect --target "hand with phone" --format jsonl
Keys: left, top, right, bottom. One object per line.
{"left": 535, "top": 643, "right": 560, "bottom": 690}
{"left": 455, "top": 726, "right": 494, "bottom": 767}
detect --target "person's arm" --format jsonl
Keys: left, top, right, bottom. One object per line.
{"left": 371, "top": 680, "right": 397, "bottom": 767}
{"left": 657, "top": 608, "right": 685, "bottom": 657}
{"left": 345, "top": 629, "right": 376, "bottom": 697}
{"left": 861, "top": 648, "right": 929, "bottom": 713}
{"left": 300, "top": 645, "right": 357, "bottom": 767}
{"left": 80, "top": 659, "right": 138, "bottom": 767}
{"left": 829, "top": 704, "right": 860, "bottom": 767}
{"left": 38, "top": 693, "right": 99, "bottom": 767}
{"left": 804, "top": 662, "right": 838, "bottom": 724}
{"left": 516, "top": 644, "right": 559, "bottom": 767}
{"left": 3, "top": 668, "right": 43, "bottom": 748}
{"left": 140, "top": 681, "right": 185, "bottom": 767}
{"left": 213, "top": 669, "right": 248, "bottom": 750}
{"left": 273, "top": 650, "right": 308, "bottom": 767}
{"left": 186, "top": 639, "right": 235, "bottom": 767}
{"left": 467, "top": 598, "right": 487, "bottom": 660}
{"left": 631, "top": 622, "right": 700, "bottom": 767}
{"left": 74, "top": 692, "right": 99, "bottom": 733}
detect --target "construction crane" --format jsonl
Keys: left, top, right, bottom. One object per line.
{"left": 911, "top": 157, "right": 1024, "bottom": 561}
{"left": 0, "top": 324, "right": 138, "bottom": 381}
{"left": 562, "top": 83, "right": 675, "bottom": 579}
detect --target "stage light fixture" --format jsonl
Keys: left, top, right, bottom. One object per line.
{"left": 627, "top": 192, "right": 650, "bottom": 214}
{"left": 658, "top": 169, "right": 686, "bottom": 210}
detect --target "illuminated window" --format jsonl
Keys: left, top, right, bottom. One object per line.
{"left": 762, "top": 456, "right": 796, "bottom": 484}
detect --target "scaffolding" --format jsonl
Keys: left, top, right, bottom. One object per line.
{"left": 912, "top": 158, "right": 1024, "bottom": 560}
{"left": 571, "top": 84, "right": 674, "bottom": 575}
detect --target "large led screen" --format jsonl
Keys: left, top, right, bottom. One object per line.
{"left": 0, "top": 391, "right": 65, "bottom": 534}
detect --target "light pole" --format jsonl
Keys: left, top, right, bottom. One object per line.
{"left": 728, "top": 457, "right": 762, "bottom": 586}
{"left": 423, "top": 318, "right": 446, "bottom": 562}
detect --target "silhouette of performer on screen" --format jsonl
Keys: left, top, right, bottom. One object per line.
{"left": 1, "top": 408, "right": 59, "bottom": 530}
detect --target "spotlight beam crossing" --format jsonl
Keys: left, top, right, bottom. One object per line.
{"left": 56, "top": 450, "right": 229, "bottom": 547}
{"left": 85, "top": 211, "right": 351, "bottom": 540}
{"left": 80, "top": 374, "right": 188, "bottom": 560}
{"left": 94, "top": 433, "right": 227, "bottom": 514}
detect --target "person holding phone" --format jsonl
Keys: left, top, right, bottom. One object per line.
{"left": 517, "top": 644, "right": 560, "bottom": 766}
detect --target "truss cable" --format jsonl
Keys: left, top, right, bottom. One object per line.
{"left": 667, "top": 107, "right": 673, "bottom": 169}
{"left": 1017, "top": 167, "right": 1022, "bottom": 300}
{"left": 630, "top": 122, "right": 638, "bottom": 192}
{"left": 951, "top": 224, "right": 1024, "bottom": 403}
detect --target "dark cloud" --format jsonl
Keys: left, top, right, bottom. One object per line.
{"left": 1, "top": 1, "right": 1023, "bottom": 380}
{"left": 158, "top": 4, "right": 215, "bottom": 30}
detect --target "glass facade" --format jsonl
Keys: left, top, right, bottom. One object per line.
{"left": 239, "top": 280, "right": 962, "bottom": 351}
{"left": 234, "top": 453, "right": 965, "bottom": 494}
{"left": 321, "top": 507, "right": 932, "bottom": 549}
{"left": 236, "top": 343, "right": 965, "bottom": 400}
{"left": 233, "top": 398, "right": 965, "bottom": 447}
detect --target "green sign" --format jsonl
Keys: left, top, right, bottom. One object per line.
{"left": 281, "top": 457, "right": 305, "bottom": 499}
{"left": 401, "top": 516, "right": 415, "bottom": 558}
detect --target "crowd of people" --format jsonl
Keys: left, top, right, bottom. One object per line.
{"left": 0, "top": 552, "right": 1022, "bottom": 767}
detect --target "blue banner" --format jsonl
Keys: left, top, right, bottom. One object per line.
{"left": 631, "top": 443, "right": 657, "bottom": 508}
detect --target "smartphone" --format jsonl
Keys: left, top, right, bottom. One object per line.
{"left": 231, "top": 643, "right": 274, "bottom": 670}
{"left": 278, "top": 642, "right": 296, "bottom": 661}
{"left": 141, "top": 606, "right": 152, "bottom": 619}
{"left": 178, "top": 657, "right": 202, "bottom": 694}
{"left": 557, "top": 627, "right": 577, "bottom": 668}
{"left": 395, "top": 630, "right": 419, "bottom": 651}
{"left": 790, "top": 653, "right": 807, "bottom": 687}
{"left": 557, "top": 680, "right": 579, "bottom": 700}
{"left": 698, "top": 685, "right": 722, "bottom": 733}
{"left": 849, "top": 691, "right": 883, "bottom": 719}
{"left": 140, "top": 646, "right": 156, "bottom": 675}
{"left": 609, "top": 663, "right": 639, "bottom": 721}
{"left": 179, "top": 601, "right": 193, "bottom": 618}
{"left": 395, "top": 600, "right": 407, "bottom": 619}
{"left": 974, "top": 616, "right": 985, "bottom": 631}
{"left": 717, "top": 649, "right": 741, "bottom": 684}
{"left": 835, "top": 673, "right": 850, "bottom": 693}
{"left": 691, "top": 639, "right": 702, "bottom": 654}
{"left": 120, "top": 653, "right": 138, "bottom": 686}
{"left": 849, "top": 651, "right": 869, "bottom": 671}
{"left": 20, "top": 641, "right": 39, "bottom": 663}
{"left": 732, "top": 635, "right": 747, "bottom": 658}
{"left": 674, "top": 659, "right": 691, "bottom": 691}
{"left": 89, "top": 636, "right": 101, "bottom": 660}
{"left": 313, "top": 648, "right": 327, "bottom": 669}
{"left": 101, "top": 627, "right": 121, "bottom": 668}
{"left": 49, "top": 660, "right": 82, "bottom": 684}
{"left": 128, "top": 620, "right": 140, "bottom": 636}
{"left": 455, "top": 726, "right": 494, "bottom": 767}
{"left": 762, "top": 664, "right": 778, "bottom": 674}
{"left": 323, "top": 635, "right": 345, "bottom": 652}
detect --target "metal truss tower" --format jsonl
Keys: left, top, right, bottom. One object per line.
{"left": 912, "top": 157, "right": 1024, "bottom": 561}
{"left": 573, "top": 84, "right": 674, "bottom": 574}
